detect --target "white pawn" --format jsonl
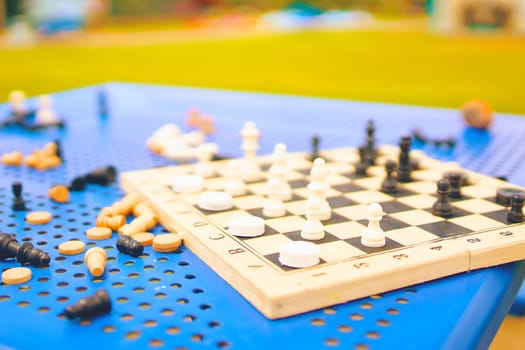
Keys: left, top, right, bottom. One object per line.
{"left": 36, "top": 95, "right": 60, "bottom": 125}
{"left": 268, "top": 143, "right": 292, "bottom": 201}
{"left": 263, "top": 178, "right": 286, "bottom": 217}
{"left": 224, "top": 159, "right": 246, "bottom": 196}
{"left": 301, "top": 197, "right": 325, "bottom": 240}
{"left": 240, "top": 121, "right": 262, "bottom": 181}
{"left": 361, "top": 203, "right": 386, "bottom": 248}
{"left": 195, "top": 143, "right": 217, "bottom": 178}
{"left": 307, "top": 158, "right": 331, "bottom": 221}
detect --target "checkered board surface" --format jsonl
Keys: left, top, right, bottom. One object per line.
{"left": 121, "top": 145, "right": 525, "bottom": 319}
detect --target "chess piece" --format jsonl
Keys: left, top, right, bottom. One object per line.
{"left": 355, "top": 146, "right": 369, "bottom": 176}
{"left": 507, "top": 194, "right": 524, "bottom": 223}
{"left": 85, "top": 247, "right": 107, "bottom": 277}
{"left": 0, "top": 233, "right": 19, "bottom": 260}
{"left": 54, "top": 139, "right": 63, "bottom": 161}
{"left": 8, "top": 90, "right": 30, "bottom": 123}
{"left": 224, "top": 160, "right": 246, "bottom": 196}
{"left": 365, "top": 119, "right": 376, "bottom": 165}
{"left": 65, "top": 289, "right": 112, "bottom": 320}
{"left": 361, "top": 203, "right": 385, "bottom": 247}
{"left": 310, "top": 135, "right": 320, "bottom": 161}
{"left": 240, "top": 121, "right": 262, "bottom": 181}
{"left": 118, "top": 214, "right": 157, "bottom": 236}
{"left": 84, "top": 165, "right": 117, "bottom": 185}
{"left": 69, "top": 176, "right": 87, "bottom": 191}
{"left": 397, "top": 135, "right": 412, "bottom": 183}
{"left": 263, "top": 178, "right": 286, "bottom": 217}
{"left": 446, "top": 172, "right": 463, "bottom": 199}
{"left": 381, "top": 159, "right": 398, "bottom": 193}
{"left": 432, "top": 179, "right": 453, "bottom": 218}
{"left": 194, "top": 143, "right": 217, "bottom": 178}
{"left": 308, "top": 158, "right": 331, "bottom": 221}
{"left": 97, "top": 87, "right": 109, "bottom": 118}
{"left": 186, "top": 107, "right": 201, "bottom": 128}
{"left": 116, "top": 235, "right": 144, "bottom": 257}
{"left": 269, "top": 143, "right": 292, "bottom": 201}
{"left": 301, "top": 197, "right": 325, "bottom": 240}
{"left": 11, "top": 182, "right": 27, "bottom": 211}
{"left": 16, "top": 242, "right": 51, "bottom": 267}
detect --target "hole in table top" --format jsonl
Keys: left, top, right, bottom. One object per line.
{"left": 57, "top": 282, "right": 69, "bottom": 287}
{"left": 355, "top": 344, "right": 370, "bottom": 350}
{"left": 171, "top": 283, "right": 181, "bottom": 289}
{"left": 387, "top": 308, "right": 400, "bottom": 315}
{"left": 149, "top": 339, "right": 164, "bottom": 348}
{"left": 157, "top": 257, "right": 168, "bottom": 263}
{"left": 323, "top": 308, "right": 336, "bottom": 315}
{"left": 200, "top": 304, "right": 211, "bottom": 310}
{"left": 18, "top": 301, "right": 30, "bottom": 307}
{"left": 37, "top": 306, "right": 50, "bottom": 313}
{"left": 311, "top": 318, "right": 325, "bottom": 326}
{"left": 120, "top": 313, "right": 133, "bottom": 321}
{"left": 128, "top": 272, "right": 140, "bottom": 278}
{"left": 139, "top": 302, "right": 151, "bottom": 309}
{"left": 324, "top": 338, "right": 340, "bottom": 346}
{"left": 133, "top": 287, "right": 145, "bottom": 293}
{"left": 163, "top": 269, "right": 175, "bottom": 275}
{"left": 166, "top": 326, "right": 181, "bottom": 335}
{"left": 191, "top": 334, "right": 204, "bottom": 342}
{"left": 125, "top": 330, "right": 141, "bottom": 340}
{"left": 143, "top": 265, "right": 154, "bottom": 271}
{"left": 112, "top": 282, "right": 124, "bottom": 288}
{"left": 18, "top": 285, "right": 31, "bottom": 292}
{"left": 185, "top": 274, "right": 196, "bottom": 279}
{"left": 377, "top": 319, "right": 391, "bottom": 327}
{"left": 79, "top": 319, "right": 91, "bottom": 326}
{"left": 208, "top": 321, "right": 220, "bottom": 328}
{"left": 338, "top": 325, "right": 352, "bottom": 333}
{"left": 161, "top": 308, "right": 174, "bottom": 316}
{"left": 217, "top": 340, "right": 231, "bottom": 349}
{"left": 103, "top": 325, "right": 116, "bottom": 333}
{"left": 144, "top": 320, "right": 158, "bottom": 327}
{"left": 193, "top": 288, "right": 204, "bottom": 294}
{"left": 396, "top": 298, "right": 409, "bottom": 304}
{"left": 366, "top": 331, "right": 380, "bottom": 339}
{"left": 38, "top": 291, "right": 49, "bottom": 297}
{"left": 360, "top": 302, "right": 373, "bottom": 310}
{"left": 57, "top": 296, "right": 69, "bottom": 302}
{"left": 155, "top": 293, "right": 167, "bottom": 299}
{"left": 177, "top": 298, "right": 188, "bottom": 305}
{"left": 149, "top": 278, "right": 161, "bottom": 284}
{"left": 73, "top": 273, "right": 85, "bottom": 278}
{"left": 117, "top": 297, "right": 129, "bottom": 303}
{"left": 183, "top": 314, "right": 196, "bottom": 322}
{"left": 350, "top": 313, "right": 363, "bottom": 321}
{"left": 75, "top": 286, "right": 87, "bottom": 292}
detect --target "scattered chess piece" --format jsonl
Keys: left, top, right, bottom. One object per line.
{"left": 84, "top": 165, "right": 117, "bottom": 185}
{"left": 432, "top": 179, "right": 453, "bottom": 218}
{"left": 35, "top": 95, "right": 59, "bottom": 125}
{"left": 54, "top": 139, "right": 63, "bottom": 161}
{"left": 48, "top": 185, "right": 70, "bottom": 203}
{"left": 186, "top": 107, "right": 201, "bottom": 128}
{"left": 102, "top": 193, "right": 141, "bottom": 216}
{"left": 198, "top": 114, "right": 215, "bottom": 135}
{"left": 397, "top": 135, "right": 412, "bottom": 183}
{"left": 0, "top": 233, "right": 19, "bottom": 260}
{"left": 97, "top": 87, "right": 109, "bottom": 118}
{"left": 300, "top": 197, "right": 325, "bottom": 240}
{"left": 8, "top": 90, "right": 31, "bottom": 123}
{"left": 507, "top": 194, "right": 524, "bottom": 223}
{"left": 65, "top": 289, "right": 111, "bottom": 320}
{"left": 445, "top": 172, "right": 463, "bottom": 198}
{"left": 69, "top": 176, "right": 87, "bottom": 191}
{"left": 365, "top": 119, "right": 377, "bottom": 165}
{"left": 263, "top": 178, "right": 286, "bottom": 217}
{"left": 96, "top": 214, "right": 126, "bottom": 231}
{"left": 1, "top": 151, "right": 23, "bottom": 166}
{"left": 85, "top": 247, "right": 107, "bottom": 277}
{"left": 461, "top": 99, "right": 493, "bottom": 129}
{"left": 381, "top": 159, "right": 398, "bottom": 193}
{"left": 118, "top": 214, "right": 157, "bottom": 236}
{"left": 11, "top": 182, "right": 27, "bottom": 211}
{"left": 16, "top": 242, "right": 51, "bottom": 267}
{"left": 310, "top": 135, "right": 320, "bottom": 161}
{"left": 116, "top": 235, "right": 144, "bottom": 257}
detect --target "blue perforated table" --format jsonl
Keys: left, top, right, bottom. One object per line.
{"left": 0, "top": 83, "right": 524, "bottom": 350}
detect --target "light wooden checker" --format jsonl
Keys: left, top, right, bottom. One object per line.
{"left": 121, "top": 146, "right": 525, "bottom": 319}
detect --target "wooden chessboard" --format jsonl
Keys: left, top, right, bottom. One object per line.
{"left": 121, "top": 145, "right": 525, "bottom": 319}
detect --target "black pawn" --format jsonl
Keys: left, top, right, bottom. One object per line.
{"left": 16, "top": 242, "right": 51, "bottom": 267}
{"left": 97, "top": 87, "right": 109, "bottom": 118}
{"left": 11, "top": 182, "right": 27, "bottom": 211}
{"left": 117, "top": 235, "right": 144, "bottom": 257}
{"left": 355, "top": 146, "right": 369, "bottom": 176}
{"left": 397, "top": 136, "right": 412, "bottom": 183}
{"left": 65, "top": 289, "right": 111, "bottom": 320}
{"left": 446, "top": 172, "right": 463, "bottom": 199}
{"left": 69, "top": 176, "right": 87, "bottom": 191}
{"left": 54, "top": 139, "right": 63, "bottom": 161}
{"left": 507, "top": 194, "right": 524, "bottom": 223}
{"left": 0, "top": 233, "right": 20, "bottom": 260}
{"left": 381, "top": 159, "right": 398, "bottom": 193}
{"left": 84, "top": 165, "right": 117, "bottom": 186}
{"left": 365, "top": 120, "right": 376, "bottom": 164}
{"left": 432, "top": 179, "right": 453, "bottom": 218}
{"left": 310, "top": 135, "right": 320, "bottom": 161}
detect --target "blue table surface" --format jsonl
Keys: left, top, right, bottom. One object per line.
{"left": 0, "top": 83, "right": 524, "bottom": 350}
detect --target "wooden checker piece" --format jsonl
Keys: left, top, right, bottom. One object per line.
{"left": 58, "top": 240, "right": 86, "bottom": 255}
{"left": 26, "top": 211, "right": 52, "bottom": 225}
{"left": 85, "top": 227, "right": 112, "bottom": 240}
{"left": 2, "top": 267, "right": 32, "bottom": 285}
{"left": 122, "top": 145, "right": 525, "bottom": 319}
{"left": 130, "top": 232, "right": 155, "bottom": 246}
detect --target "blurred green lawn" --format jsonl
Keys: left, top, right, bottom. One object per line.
{"left": 1, "top": 27, "right": 524, "bottom": 114}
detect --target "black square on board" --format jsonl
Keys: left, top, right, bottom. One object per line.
{"left": 332, "top": 183, "right": 366, "bottom": 194}
{"left": 328, "top": 196, "right": 358, "bottom": 209}
{"left": 358, "top": 216, "right": 410, "bottom": 231}
{"left": 344, "top": 236, "right": 404, "bottom": 254}
{"left": 282, "top": 230, "right": 340, "bottom": 244}
{"left": 418, "top": 221, "right": 473, "bottom": 238}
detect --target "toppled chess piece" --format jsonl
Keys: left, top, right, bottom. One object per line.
{"left": 65, "top": 289, "right": 112, "bottom": 320}
{"left": 0, "top": 233, "right": 19, "bottom": 260}
{"left": 69, "top": 165, "right": 117, "bottom": 191}
{"left": 16, "top": 242, "right": 51, "bottom": 267}
{"left": 116, "top": 235, "right": 144, "bottom": 257}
